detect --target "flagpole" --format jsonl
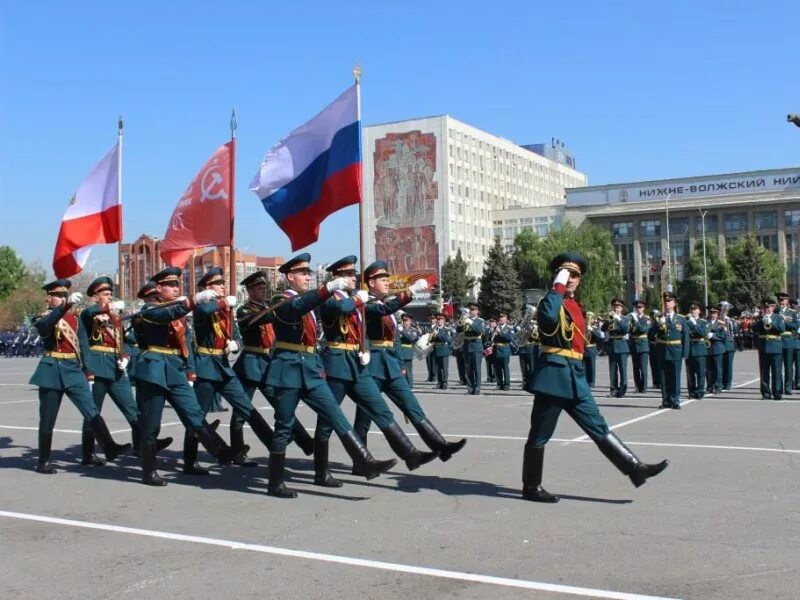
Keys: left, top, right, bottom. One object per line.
{"left": 353, "top": 65, "right": 367, "bottom": 355}
{"left": 664, "top": 193, "right": 672, "bottom": 293}
{"left": 117, "top": 116, "right": 125, "bottom": 299}
{"left": 229, "top": 109, "right": 238, "bottom": 295}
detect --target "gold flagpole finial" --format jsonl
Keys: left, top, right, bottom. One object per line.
{"left": 352, "top": 64, "right": 362, "bottom": 84}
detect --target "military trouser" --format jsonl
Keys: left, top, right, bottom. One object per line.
{"left": 794, "top": 347, "right": 800, "bottom": 389}
{"left": 758, "top": 351, "right": 783, "bottom": 399}
{"left": 706, "top": 354, "right": 723, "bottom": 393}
{"left": 425, "top": 352, "right": 435, "bottom": 382}
{"left": 525, "top": 391, "right": 610, "bottom": 447}
{"left": 232, "top": 382, "right": 309, "bottom": 451}
{"left": 782, "top": 347, "right": 795, "bottom": 394}
{"left": 136, "top": 380, "right": 205, "bottom": 442}
{"left": 435, "top": 355, "right": 449, "bottom": 387}
{"left": 608, "top": 353, "right": 628, "bottom": 397}
{"left": 82, "top": 375, "right": 139, "bottom": 437}
{"left": 649, "top": 349, "right": 661, "bottom": 389}
{"left": 686, "top": 356, "right": 706, "bottom": 398}
{"left": 485, "top": 355, "right": 495, "bottom": 382}
{"left": 194, "top": 376, "right": 256, "bottom": 420}
{"left": 464, "top": 349, "right": 483, "bottom": 393}
{"left": 660, "top": 359, "right": 683, "bottom": 407}
{"left": 38, "top": 386, "right": 99, "bottom": 434}
{"left": 631, "top": 351, "right": 649, "bottom": 392}
{"left": 403, "top": 359, "right": 414, "bottom": 388}
{"left": 722, "top": 350, "right": 735, "bottom": 389}
{"left": 518, "top": 351, "right": 531, "bottom": 388}
{"left": 354, "top": 374, "right": 429, "bottom": 443}
{"left": 493, "top": 354, "right": 511, "bottom": 389}
{"left": 583, "top": 353, "right": 597, "bottom": 387}
{"left": 315, "top": 375, "right": 396, "bottom": 442}
{"left": 455, "top": 351, "right": 466, "bottom": 384}
{"left": 271, "top": 384, "right": 353, "bottom": 453}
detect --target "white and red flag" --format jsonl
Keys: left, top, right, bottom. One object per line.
{"left": 160, "top": 142, "right": 233, "bottom": 267}
{"left": 52, "top": 141, "right": 122, "bottom": 278}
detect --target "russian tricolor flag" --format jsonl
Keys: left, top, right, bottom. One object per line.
{"left": 250, "top": 85, "right": 361, "bottom": 251}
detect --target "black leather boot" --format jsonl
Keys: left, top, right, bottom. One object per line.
{"left": 291, "top": 419, "right": 315, "bottom": 456}
{"left": 414, "top": 419, "right": 467, "bottom": 462}
{"left": 382, "top": 422, "right": 439, "bottom": 471}
{"left": 340, "top": 430, "right": 396, "bottom": 481}
{"left": 595, "top": 432, "right": 669, "bottom": 488}
{"left": 36, "top": 432, "right": 57, "bottom": 474}
{"left": 89, "top": 415, "right": 132, "bottom": 461}
{"left": 142, "top": 440, "right": 167, "bottom": 486}
{"left": 80, "top": 430, "right": 106, "bottom": 466}
{"left": 230, "top": 420, "right": 258, "bottom": 467}
{"left": 182, "top": 430, "right": 209, "bottom": 475}
{"left": 267, "top": 453, "right": 297, "bottom": 498}
{"left": 313, "top": 439, "right": 342, "bottom": 487}
{"left": 521, "top": 446, "right": 559, "bottom": 503}
{"left": 131, "top": 423, "right": 172, "bottom": 458}
{"left": 194, "top": 422, "right": 247, "bottom": 465}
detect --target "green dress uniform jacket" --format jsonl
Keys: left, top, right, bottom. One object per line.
{"left": 629, "top": 314, "right": 652, "bottom": 393}
{"left": 707, "top": 319, "right": 726, "bottom": 393}
{"left": 686, "top": 317, "right": 709, "bottom": 399}
{"left": 234, "top": 300, "right": 274, "bottom": 387}
{"left": 650, "top": 313, "right": 690, "bottom": 408}
{"left": 603, "top": 314, "right": 631, "bottom": 397}
{"left": 753, "top": 313, "right": 786, "bottom": 399}
{"left": 133, "top": 302, "right": 198, "bottom": 390}
{"left": 192, "top": 298, "right": 240, "bottom": 382}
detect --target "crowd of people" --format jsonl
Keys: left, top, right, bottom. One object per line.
{"left": 0, "top": 328, "right": 43, "bottom": 357}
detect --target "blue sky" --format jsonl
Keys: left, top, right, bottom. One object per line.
{"left": 2, "top": 1, "right": 798, "bottom": 276}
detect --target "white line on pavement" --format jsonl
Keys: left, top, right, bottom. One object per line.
{"left": 0, "top": 510, "right": 680, "bottom": 600}
{"left": 0, "top": 399, "right": 37, "bottom": 405}
{"left": 0, "top": 425, "right": 81, "bottom": 434}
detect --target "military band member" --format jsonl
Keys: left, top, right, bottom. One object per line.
{"left": 425, "top": 314, "right": 436, "bottom": 382}
{"left": 430, "top": 312, "right": 452, "bottom": 389}
{"left": 685, "top": 301, "right": 710, "bottom": 399}
{"left": 753, "top": 297, "right": 785, "bottom": 400}
{"left": 30, "top": 280, "right": 131, "bottom": 474}
{"left": 706, "top": 306, "right": 725, "bottom": 394}
{"left": 78, "top": 276, "right": 172, "bottom": 466}
{"left": 484, "top": 317, "right": 497, "bottom": 383}
{"left": 583, "top": 312, "right": 603, "bottom": 388}
{"left": 794, "top": 298, "right": 800, "bottom": 391}
{"left": 453, "top": 327, "right": 467, "bottom": 386}
{"left": 132, "top": 267, "right": 245, "bottom": 486}
{"left": 517, "top": 305, "right": 539, "bottom": 390}
{"left": 492, "top": 311, "right": 514, "bottom": 391}
{"left": 603, "top": 299, "right": 631, "bottom": 398}
{"left": 314, "top": 256, "right": 437, "bottom": 487}
{"left": 522, "top": 253, "right": 668, "bottom": 503}
{"left": 648, "top": 309, "right": 662, "bottom": 390}
{"left": 777, "top": 292, "right": 797, "bottom": 396}
{"left": 651, "top": 291, "right": 689, "bottom": 409}
{"left": 461, "top": 302, "right": 486, "bottom": 395}
{"left": 265, "top": 253, "right": 396, "bottom": 498}
{"left": 233, "top": 271, "right": 313, "bottom": 465}
{"left": 354, "top": 260, "right": 466, "bottom": 463}
{"left": 720, "top": 302, "right": 737, "bottom": 390}
{"left": 397, "top": 312, "right": 419, "bottom": 388}
{"left": 629, "top": 299, "right": 652, "bottom": 393}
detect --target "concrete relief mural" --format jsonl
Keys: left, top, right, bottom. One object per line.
{"left": 375, "top": 225, "right": 439, "bottom": 274}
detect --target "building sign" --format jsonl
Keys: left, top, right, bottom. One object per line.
{"left": 567, "top": 171, "right": 800, "bottom": 206}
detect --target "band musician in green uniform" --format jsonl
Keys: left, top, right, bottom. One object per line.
{"left": 685, "top": 301, "right": 710, "bottom": 399}
{"left": 778, "top": 292, "right": 798, "bottom": 396}
{"left": 397, "top": 312, "right": 419, "bottom": 388}
{"left": 651, "top": 291, "right": 689, "bottom": 409}
{"left": 602, "top": 299, "right": 631, "bottom": 398}
{"left": 753, "top": 297, "right": 785, "bottom": 400}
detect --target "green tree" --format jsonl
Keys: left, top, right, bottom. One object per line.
{"left": 0, "top": 246, "right": 27, "bottom": 302}
{"left": 727, "top": 233, "right": 785, "bottom": 311}
{"left": 513, "top": 223, "right": 623, "bottom": 313}
{"left": 440, "top": 248, "right": 470, "bottom": 307}
{"left": 642, "top": 286, "right": 661, "bottom": 310}
{"left": 0, "top": 261, "right": 47, "bottom": 329}
{"left": 675, "top": 239, "right": 735, "bottom": 312}
{"left": 478, "top": 238, "right": 522, "bottom": 319}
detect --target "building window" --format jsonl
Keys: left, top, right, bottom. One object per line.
{"left": 669, "top": 217, "right": 689, "bottom": 236}
{"left": 639, "top": 219, "right": 661, "bottom": 237}
{"left": 669, "top": 239, "right": 691, "bottom": 259}
{"left": 695, "top": 214, "right": 718, "bottom": 234}
{"left": 612, "top": 221, "right": 633, "bottom": 239}
{"left": 785, "top": 209, "right": 800, "bottom": 228}
{"left": 756, "top": 234, "right": 778, "bottom": 252}
{"left": 641, "top": 240, "right": 662, "bottom": 262}
{"left": 724, "top": 213, "right": 747, "bottom": 233}
{"left": 754, "top": 211, "right": 777, "bottom": 230}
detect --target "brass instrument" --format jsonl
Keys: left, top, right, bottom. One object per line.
{"left": 451, "top": 307, "right": 470, "bottom": 351}
{"left": 515, "top": 304, "right": 538, "bottom": 346}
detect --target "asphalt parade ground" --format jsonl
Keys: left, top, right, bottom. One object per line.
{"left": 1, "top": 351, "right": 798, "bottom": 600}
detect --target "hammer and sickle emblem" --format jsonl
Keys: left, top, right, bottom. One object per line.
{"left": 200, "top": 159, "right": 228, "bottom": 203}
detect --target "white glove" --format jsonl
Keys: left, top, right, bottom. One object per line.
{"left": 409, "top": 279, "right": 428, "bottom": 294}
{"left": 613, "top": 313, "right": 621, "bottom": 321}
{"left": 88, "top": 380, "right": 94, "bottom": 391}
{"left": 326, "top": 277, "right": 349, "bottom": 292}
{"left": 554, "top": 268, "right": 570, "bottom": 286}
{"left": 707, "top": 332, "right": 714, "bottom": 339}
{"left": 358, "top": 351, "right": 371, "bottom": 366}
{"left": 463, "top": 317, "right": 473, "bottom": 327}
{"left": 631, "top": 313, "right": 639, "bottom": 322}
{"left": 188, "top": 380, "right": 194, "bottom": 387}
{"left": 622, "top": 334, "right": 629, "bottom": 340}
{"left": 110, "top": 300, "right": 125, "bottom": 312}
{"left": 176, "top": 296, "right": 188, "bottom": 303}
{"left": 225, "top": 296, "right": 237, "bottom": 308}
{"left": 68, "top": 292, "right": 83, "bottom": 304}
{"left": 354, "top": 290, "right": 369, "bottom": 303}
{"left": 659, "top": 316, "right": 666, "bottom": 325}
{"left": 225, "top": 340, "right": 240, "bottom": 354}
{"left": 689, "top": 317, "right": 696, "bottom": 324}
{"left": 194, "top": 290, "right": 218, "bottom": 304}
{"left": 116, "top": 357, "right": 129, "bottom": 371}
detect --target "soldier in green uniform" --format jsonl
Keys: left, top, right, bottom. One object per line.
{"left": 753, "top": 297, "right": 786, "bottom": 400}
{"left": 583, "top": 312, "right": 602, "bottom": 388}
{"left": 602, "top": 299, "right": 631, "bottom": 398}
{"left": 719, "top": 302, "right": 737, "bottom": 390}
{"left": 30, "top": 280, "right": 131, "bottom": 474}
{"left": 353, "top": 261, "right": 467, "bottom": 463}
{"left": 265, "top": 253, "right": 396, "bottom": 498}
{"left": 651, "top": 291, "right": 690, "bottom": 409}
{"left": 629, "top": 299, "right": 652, "bottom": 393}
{"left": 430, "top": 312, "right": 452, "bottom": 389}
{"left": 492, "top": 311, "right": 515, "bottom": 391}
{"left": 425, "top": 314, "right": 436, "bottom": 382}
{"left": 794, "top": 298, "right": 800, "bottom": 391}
{"left": 521, "top": 253, "right": 668, "bottom": 503}
{"left": 685, "top": 301, "right": 710, "bottom": 399}
{"left": 313, "top": 256, "right": 437, "bottom": 487}
{"left": 453, "top": 326, "right": 467, "bottom": 386}
{"left": 231, "top": 271, "right": 313, "bottom": 466}
{"left": 777, "top": 292, "right": 798, "bottom": 396}
{"left": 516, "top": 305, "right": 535, "bottom": 391}
{"left": 187, "top": 267, "right": 278, "bottom": 475}
{"left": 648, "top": 309, "right": 662, "bottom": 390}
{"left": 397, "top": 312, "right": 419, "bottom": 388}
{"left": 461, "top": 302, "right": 486, "bottom": 395}
{"left": 78, "top": 277, "right": 172, "bottom": 466}
{"left": 705, "top": 306, "right": 726, "bottom": 394}
{"left": 484, "top": 318, "right": 497, "bottom": 384}
{"left": 132, "top": 267, "right": 245, "bottom": 486}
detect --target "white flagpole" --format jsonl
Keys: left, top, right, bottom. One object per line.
{"left": 117, "top": 116, "right": 125, "bottom": 299}
{"left": 664, "top": 193, "right": 672, "bottom": 293}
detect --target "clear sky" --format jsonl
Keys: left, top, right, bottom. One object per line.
{"left": 2, "top": 1, "right": 798, "bottom": 277}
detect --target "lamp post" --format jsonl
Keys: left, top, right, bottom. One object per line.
{"left": 699, "top": 209, "right": 709, "bottom": 309}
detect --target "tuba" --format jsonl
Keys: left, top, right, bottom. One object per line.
{"left": 450, "top": 307, "right": 470, "bottom": 351}
{"left": 515, "top": 304, "right": 538, "bottom": 346}
{"left": 414, "top": 332, "right": 433, "bottom": 359}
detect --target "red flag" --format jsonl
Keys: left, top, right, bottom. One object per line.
{"left": 442, "top": 298, "right": 455, "bottom": 319}
{"left": 160, "top": 142, "right": 233, "bottom": 267}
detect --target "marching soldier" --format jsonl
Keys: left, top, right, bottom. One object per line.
{"left": 629, "top": 299, "right": 651, "bottom": 393}
{"left": 425, "top": 314, "right": 436, "bottom": 382}
{"left": 30, "top": 280, "right": 131, "bottom": 474}
{"left": 264, "top": 253, "right": 396, "bottom": 498}
{"left": 777, "top": 292, "right": 797, "bottom": 396}
{"left": 430, "top": 312, "right": 452, "bottom": 389}
{"left": 602, "top": 299, "right": 631, "bottom": 398}
{"left": 583, "top": 312, "right": 603, "bottom": 388}
{"left": 484, "top": 317, "right": 497, "bottom": 384}
{"left": 461, "top": 302, "right": 486, "bottom": 395}
{"left": 685, "top": 301, "right": 710, "bottom": 399}
{"left": 720, "top": 302, "right": 737, "bottom": 391}
{"left": 522, "top": 253, "right": 668, "bottom": 503}
{"left": 78, "top": 276, "right": 172, "bottom": 466}
{"left": 232, "top": 271, "right": 313, "bottom": 465}
{"left": 492, "top": 311, "right": 515, "bottom": 391}
{"left": 132, "top": 267, "right": 246, "bottom": 486}
{"left": 753, "top": 297, "right": 785, "bottom": 400}
{"left": 353, "top": 260, "right": 467, "bottom": 463}
{"left": 397, "top": 312, "right": 419, "bottom": 388}
{"left": 313, "top": 256, "right": 437, "bottom": 487}
{"left": 706, "top": 306, "right": 726, "bottom": 394}
{"left": 651, "top": 291, "right": 689, "bottom": 409}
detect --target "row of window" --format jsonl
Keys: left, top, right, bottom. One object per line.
{"left": 612, "top": 209, "right": 800, "bottom": 239}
